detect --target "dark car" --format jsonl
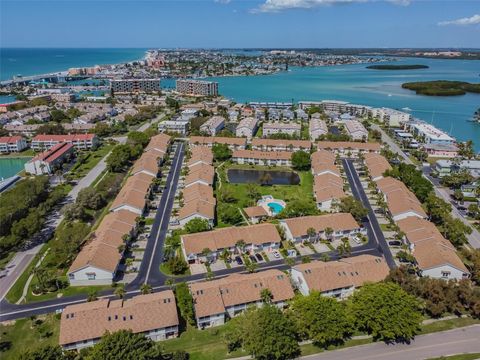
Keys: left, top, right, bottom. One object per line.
{"left": 249, "top": 255, "right": 258, "bottom": 263}
{"left": 388, "top": 240, "right": 402, "bottom": 246}
{"left": 235, "top": 256, "right": 243, "bottom": 265}
{"left": 255, "top": 253, "right": 263, "bottom": 262}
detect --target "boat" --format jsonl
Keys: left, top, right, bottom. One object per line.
{"left": 468, "top": 108, "right": 480, "bottom": 123}
{"left": 402, "top": 107, "right": 412, "bottom": 112}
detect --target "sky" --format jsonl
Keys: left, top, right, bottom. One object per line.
{"left": 1, "top": 0, "right": 479, "bottom": 48}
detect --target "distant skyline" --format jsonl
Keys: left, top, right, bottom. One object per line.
{"left": 1, "top": 0, "right": 479, "bottom": 48}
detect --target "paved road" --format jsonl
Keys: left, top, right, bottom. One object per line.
{"left": 371, "top": 124, "right": 413, "bottom": 165}
{"left": 342, "top": 159, "right": 396, "bottom": 269}
{"left": 130, "top": 141, "right": 185, "bottom": 287}
{"left": 0, "top": 150, "right": 111, "bottom": 301}
{"left": 304, "top": 325, "right": 480, "bottom": 360}
{"left": 0, "top": 153, "right": 392, "bottom": 321}
{"left": 372, "top": 124, "right": 480, "bottom": 249}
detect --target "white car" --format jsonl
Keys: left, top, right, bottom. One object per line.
{"left": 272, "top": 251, "right": 281, "bottom": 259}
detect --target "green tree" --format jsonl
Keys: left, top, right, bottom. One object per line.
{"left": 87, "top": 289, "right": 98, "bottom": 302}
{"left": 76, "top": 187, "right": 105, "bottom": 210}
{"left": 175, "top": 282, "right": 195, "bottom": 326}
{"left": 114, "top": 284, "right": 126, "bottom": 299}
{"left": 85, "top": 330, "right": 162, "bottom": 360}
{"left": 291, "top": 150, "right": 311, "bottom": 171}
{"left": 349, "top": 282, "right": 422, "bottom": 342}
{"left": 166, "top": 256, "right": 188, "bottom": 275}
{"left": 338, "top": 196, "right": 368, "bottom": 222}
{"left": 219, "top": 204, "right": 243, "bottom": 225}
{"left": 106, "top": 145, "right": 133, "bottom": 172}
{"left": 260, "top": 288, "right": 273, "bottom": 304}
{"left": 457, "top": 140, "right": 475, "bottom": 159}
{"left": 226, "top": 305, "right": 300, "bottom": 360}
{"left": 17, "top": 345, "right": 65, "bottom": 360}
{"left": 212, "top": 143, "right": 232, "bottom": 162}
{"left": 184, "top": 218, "right": 210, "bottom": 234}
{"left": 278, "top": 199, "right": 318, "bottom": 218}
{"left": 137, "top": 284, "right": 150, "bottom": 296}
{"left": 50, "top": 109, "right": 68, "bottom": 123}
{"left": 61, "top": 203, "right": 88, "bottom": 222}
{"left": 127, "top": 131, "right": 150, "bottom": 148}
{"left": 289, "top": 292, "right": 351, "bottom": 347}
{"left": 36, "top": 123, "right": 66, "bottom": 135}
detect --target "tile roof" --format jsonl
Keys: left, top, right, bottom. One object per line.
{"left": 376, "top": 177, "right": 427, "bottom": 218}
{"left": 251, "top": 138, "right": 312, "bottom": 150}
{"left": 317, "top": 141, "right": 381, "bottom": 151}
{"left": 110, "top": 172, "right": 153, "bottom": 212}
{"left": 59, "top": 291, "right": 178, "bottom": 346}
{"left": 187, "top": 146, "right": 213, "bottom": 167}
{"left": 232, "top": 149, "right": 292, "bottom": 161}
{"left": 178, "top": 199, "right": 215, "bottom": 221}
{"left": 184, "top": 164, "right": 215, "bottom": 187}
{"left": 313, "top": 173, "right": 346, "bottom": 203}
{"left": 189, "top": 136, "right": 247, "bottom": 147}
{"left": 190, "top": 270, "right": 294, "bottom": 318}
{"left": 31, "top": 142, "right": 74, "bottom": 163}
{"left": 282, "top": 213, "right": 360, "bottom": 238}
{"left": 182, "top": 223, "right": 281, "bottom": 255}
{"left": 183, "top": 183, "right": 215, "bottom": 205}
{"left": 293, "top": 255, "right": 390, "bottom": 292}
{"left": 131, "top": 152, "right": 160, "bottom": 177}
{"left": 397, "top": 217, "right": 469, "bottom": 273}
{"left": 68, "top": 210, "right": 137, "bottom": 273}
{"left": 243, "top": 206, "right": 269, "bottom": 218}
{"left": 363, "top": 153, "right": 392, "bottom": 180}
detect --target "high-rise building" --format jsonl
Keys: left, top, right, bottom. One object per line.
{"left": 176, "top": 79, "right": 218, "bottom": 96}
{"left": 110, "top": 79, "right": 161, "bottom": 93}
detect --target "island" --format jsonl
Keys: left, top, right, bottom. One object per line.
{"left": 402, "top": 80, "right": 480, "bottom": 96}
{"left": 367, "top": 64, "right": 429, "bottom": 70}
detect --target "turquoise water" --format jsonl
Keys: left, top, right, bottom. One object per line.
{"left": 1, "top": 48, "right": 147, "bottom": 80}
{"left": 0, "top": 158, "right": 30, "bottom": 179}
{"left": 209, "top": 58, "right": 480, "bottom": 151}
{"left": 268, "top": 202, "right": 285, "bottom": 215}
{"left": 0, "top": 95, "right": 17, "bottom": 104}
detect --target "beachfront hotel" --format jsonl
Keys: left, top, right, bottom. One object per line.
{"left": 176, "top": 79, "right": 218, "bottom": 96}
{"left": 110, "top": 79, "right": 161, "bottom": 94}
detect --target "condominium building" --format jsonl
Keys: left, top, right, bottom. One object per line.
{"left": 181, "top": 223, "right": 281, "bottom": 264}
{"left": 235, "top": 117, "right": 259, "bottom": 139}
{"left": 280, "top": 213, "right": 365, "bottom": 243}
{"left": 343, "top": 120, "right": 368, "bottom": 141}
{"left": 251, "top": 139, "right": 311, "bottom": 152}
{"left": 110, "top": 79, "right": 161, "bottom": 94}
{"left": 363, "top": 153, "right": 392, "bottom": 181}
{"left": 309, "top": 118, "right": 328, "bottom": 140}
{"left": 0, "top": 136, "right": 28, "bottom": 153}
{"left": 263, "top": 122, "right": 301, "bottom": 137}
{"left": 158, "top": 120, "right": 189, "bottom": 135}
{"left": 371, "top": 107, "right": 411, "bottom": 127}
{"left": 31, "top": 134, "right": 99, "bottom": 151}
{"left": 59, "top": 291, "right": 179, "bottom": 351}
{"left": 25, "top": 142, "right": 74, "bottom": 175}
{"left": 199, "top": 116, "right": 225, "bottom": 136}
{"left": 189, "top": 136, "right": 247, "bottom": 150}
{"left": 190, "top": 270, "right": 294, "bottom": 329}
{"left": 232, "top": 149, "right": 292, "bottom": 167}
{"left": 176, "top": 79, "right": 218, "bottom": 96}
{"left": 316, "top": 141, "right": 381, "bottom": 155}
{"left": 291, "top": 255, "right": 390, "bottom": 298}
{"left": 408, "top": 122, "right": 456, "bottom": 146}
{"left": 397, "top": 217, "right": 470, "bottom": 281}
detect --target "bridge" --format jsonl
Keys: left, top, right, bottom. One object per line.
{"left": 0, "top": 72, "right": 89, "bottom": 86}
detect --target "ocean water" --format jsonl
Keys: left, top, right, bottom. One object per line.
{"left": 0, "top": 158, "right": 30, "bottom": 179}
{"left": 209, "top": 58, "right": 480, "bottom": 150}
{"left": 0, "top": 48, "right": 147, "bottom": 80}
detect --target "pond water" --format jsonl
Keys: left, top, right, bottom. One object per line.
{"left": 227, "top": 169, "right": 300, "bottom": 185}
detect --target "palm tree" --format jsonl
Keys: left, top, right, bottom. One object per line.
{"left": 140, "top": 283, "right": 152, "bottom": 295}
{"left": 245, "top": 261, "right": 258, "bottom": 273}
{"left": 260, "top": 288, "right": 273, "bottom": 304}
{"left": 235, "top": 240, "right": 246, "bottom": 254}
{"left": 306, "top": 227, "right": 317, "bottom": 243}
{"left": 165, "top": 278, "right": 175, "bottom": 289}
{"left": 201, "top": 247, "right": 212, "bottom": 263}
{"left": 320, "top": 253, "right": 330, "bottom": 262}
{"left": 324, "top": 227, "right": 334, "bottom": 241}
{"left": 87, "top": 289, "right": 98, "bottom": 302}
{"left": 114, "top": 284, "right": 126, "bottom": 299}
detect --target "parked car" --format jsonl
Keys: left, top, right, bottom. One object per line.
{"left": 235, "top": 256, "right": 243, "bottom": 265}
{"left": 272, "top": 251, "right": 280, "bottom": 259}
{"left": 249, "top": 255, "right": 258, "bottom": 263}
{"left": 255, "top": 253, "right": 263, "bottom": 262}
{"left": 388, "top": 240, "right": 402, "bottom": 246}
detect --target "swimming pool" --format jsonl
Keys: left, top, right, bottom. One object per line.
{"left": 268, "top": 202, "right": 285, "bottom": 215}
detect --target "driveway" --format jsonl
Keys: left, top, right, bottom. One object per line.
{"left": 189, "top": 263, "right": 207, "bottom": 275}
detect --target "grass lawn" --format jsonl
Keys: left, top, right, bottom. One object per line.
{"left": 380, "top": 223, "right": 394, "bottom": 232}
{"left": 419, "top": 317, "right": 480, "bottom": 335}
{"left": 427, "top": 354, "right": 480, "bottom": 360}
{"left": 0, "top": 314, "right": 60, "bottom": 360}
{"left": 161, "top": 325, "right": 246, "bottom": 360}
{"left": 68, "top": 144, "right": 114, "bottom": 180}
{"left": 0, "top": 252, "right": 16, "bottom": 271}
{"left": 0, "top": 148, "right": 35, "bottom": 158}
{"left": 215, "top": 162, "right": 315, "bottom": 227}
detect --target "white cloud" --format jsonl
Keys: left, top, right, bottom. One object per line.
{"left": 251, "top": 0, "right": 409, "bottom": 13}
{"left": 438, "top": 14, "right": 480, "bottom": 26}
{"left": 215, "top": 0, "right": 231, "bottom": 4}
